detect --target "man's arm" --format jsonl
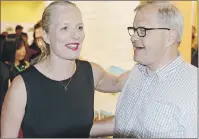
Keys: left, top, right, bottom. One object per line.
{"left": 90, "top": 116, "right": 115, "bottom": 137}
{"left": 91, "top": 62, "right": 130, "bottom": 93}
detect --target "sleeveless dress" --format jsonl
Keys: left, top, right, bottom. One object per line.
{"left": 20, "top": 60, "right": 94, "bottom": 137}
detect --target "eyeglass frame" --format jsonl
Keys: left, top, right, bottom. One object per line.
{"left": 127, "top": 26, "right": 170, "bottom": 37}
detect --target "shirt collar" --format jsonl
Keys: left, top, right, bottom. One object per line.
{"left": 138, "top": 54, "right": 184, "bottom": 78}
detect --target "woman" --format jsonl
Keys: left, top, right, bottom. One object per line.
{"left": 0, "top": 38, "right": 30, "bottom": 109}
{"left": 1, "top": 1, "right": 129, "bottom": 137}
{"left": 1, "top": 38, "right": 29, "bottom": 80}
{"left": 0, "top": 38, "right": 29, "bottom": 137}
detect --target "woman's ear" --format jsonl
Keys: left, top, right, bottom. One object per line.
{"left": 42, "top": 29, "right": 50, "bottom": 44}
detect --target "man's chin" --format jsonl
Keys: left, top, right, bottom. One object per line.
{"left": 134, "top": 57, "right": 141, "bottom": 63}
{"left": 134, "top": 57, "right": 146, "bottom": 65}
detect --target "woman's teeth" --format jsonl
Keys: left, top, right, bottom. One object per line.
{"left": 65, "top": 44, "right": 79, "bottom": 50}
{"left": 66, "top": 44, "right": 77, "bottom": 48}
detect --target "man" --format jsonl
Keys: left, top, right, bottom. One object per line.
{"left": 7, "top": 25, "right": 24, "bottom": 41}
{"left": 15, "top": 25, "right": 23, "bottom": 36}
{"left": 1, "top": 32, "right": 8, "bottom": 37}
{"left": 90, "top": 1, "right": 197, "bottom": 138}
{"left": 29, "top": 20, "right": 44, "bottom": 65}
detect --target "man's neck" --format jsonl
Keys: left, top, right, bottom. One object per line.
{"left": 146, "top": 52, "right": 178, "bottom": 75}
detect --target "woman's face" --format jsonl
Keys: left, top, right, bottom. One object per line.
{"left": 15, "top": 44, "right": 26, "bottom": 61}
{"left": 43, "top": 6, "right": 85, "bottom": 60}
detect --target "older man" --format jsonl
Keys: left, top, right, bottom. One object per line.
{"left": 90, "top": 1, "right": 197, "bottom": 138}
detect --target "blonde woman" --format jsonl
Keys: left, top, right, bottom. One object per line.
{"left": 1, "top": 1, "right": 130, "bottom": 137}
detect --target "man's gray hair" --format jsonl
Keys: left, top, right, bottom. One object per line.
{"left": 135, "top": 1, "right": 184, "bottom": 44}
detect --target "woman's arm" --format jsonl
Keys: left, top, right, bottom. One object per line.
{"left": 1, "top": 75, "right": 27, "bottom": 137}
{"left": 91, "top": 62, "right": 130, "bottom": 93}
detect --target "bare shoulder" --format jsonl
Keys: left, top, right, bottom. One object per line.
{"left": 10, "top": 75, "right": 26, "bottom": 91}
{"left": 90, "top": 62, "right": 104, "bottom": 71}
{"left": 90, "top": 62, "right": 105, "bottom": 77}
{"left": 6, "top": 75, "right": 27, "bottom": 103}
{"left": 1, "top": 75, "right": 27, "bottom": 137}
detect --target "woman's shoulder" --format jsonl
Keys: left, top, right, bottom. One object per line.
{"left": 5, "top": 74, "right": 27, "bottom": 106}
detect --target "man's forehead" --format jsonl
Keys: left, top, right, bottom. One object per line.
{"left": 134, "top": 6, "right": 159, "bottom": 26}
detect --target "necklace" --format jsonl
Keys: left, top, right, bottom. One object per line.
{"left": 46, "top": 60, "right": 75, "bottom": 91}
{"left": 15, "top": 65, "right": 26, "bottom": 72}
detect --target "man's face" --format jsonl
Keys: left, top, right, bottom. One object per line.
{"left": 131, "top": 6, "right": 170, "bottom": 66}
{"left": 2, "top": 32, "right": 8, "bottom": 37}
{"left": 16, "top": 29, "right": 23, "bottom": 35}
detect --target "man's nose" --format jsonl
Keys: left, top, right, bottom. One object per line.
{"left": 130, "top": 31, "right": 139, "bottom": 43}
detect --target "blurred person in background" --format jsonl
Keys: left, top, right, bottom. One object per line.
{"left": 21, "top": 32, "right": 37, "bottom": 62}
{"left": 1, "top": 37, "right": 30, "bottom": 81}
{"left": 0, "top": 37, "right": 28, "bottom": 138}
{"left": 191, "top": 26, "right": 198, "bottom": 67}
{"left": 21, "top": 32, "right": 29, "bottom": 47}
{"left": 0, "top": 38, "right": 10, "bottom": 118}
{"left": 1, "top": 32, "right": 8, "bottom": 38}
{"left": 15, "top": 25, "right": 23, "bottom": 36}
{"left": 29, "top": 20, "right": 48, "bottom": 65}
{"left": 7, "top": 25, "right": 24, "bottom": 41}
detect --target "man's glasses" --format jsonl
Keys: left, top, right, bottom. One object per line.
{"left": 127, "top": 27, "right": 170, "bottom": 37}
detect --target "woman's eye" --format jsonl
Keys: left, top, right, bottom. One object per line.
{"left": 61, "top": 27, "right": 68, "bottom": 30}
{"left": 79, "top": 26, "right": 83, "bottom": 30}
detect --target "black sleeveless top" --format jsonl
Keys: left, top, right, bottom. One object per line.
{"left": 20, "top": 60, "right": 94, "bottom": 137}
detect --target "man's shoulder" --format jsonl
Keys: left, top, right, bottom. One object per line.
{"left": 129, "top": 63, "right": 141, "bottom": 73}
{"left": 173, "top": 62, "right": 197, "bottom": 97}
{"left": 179, "top": 62, "right": 197, "bottom": 78}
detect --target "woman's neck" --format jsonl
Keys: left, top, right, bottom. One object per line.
{"left": 45, "top": 55, "right": 76, "bottom": 80}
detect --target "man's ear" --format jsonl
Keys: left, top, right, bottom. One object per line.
{"left": 166, "top": 29, "right": 178, "bottom": 47}
{"left": 42, "top": 29, "right": 50, "bottom": 44}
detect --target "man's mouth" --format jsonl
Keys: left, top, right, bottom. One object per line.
{"left": 65, "top": 43, "right": 79, "bottom": 51}
{"left": 133, "top": 46, "right": 145, "bottom": 50}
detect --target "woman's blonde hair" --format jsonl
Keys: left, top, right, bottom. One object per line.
{"left": 42, "top": 1, "right": 77, "bottom": 33}
{"left": 37, "top": 1, "right": 77, "bottom": 62}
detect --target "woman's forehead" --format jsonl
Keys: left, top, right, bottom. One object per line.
{"left": 51, "top": 6, "right": 82, "bottom": 23}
